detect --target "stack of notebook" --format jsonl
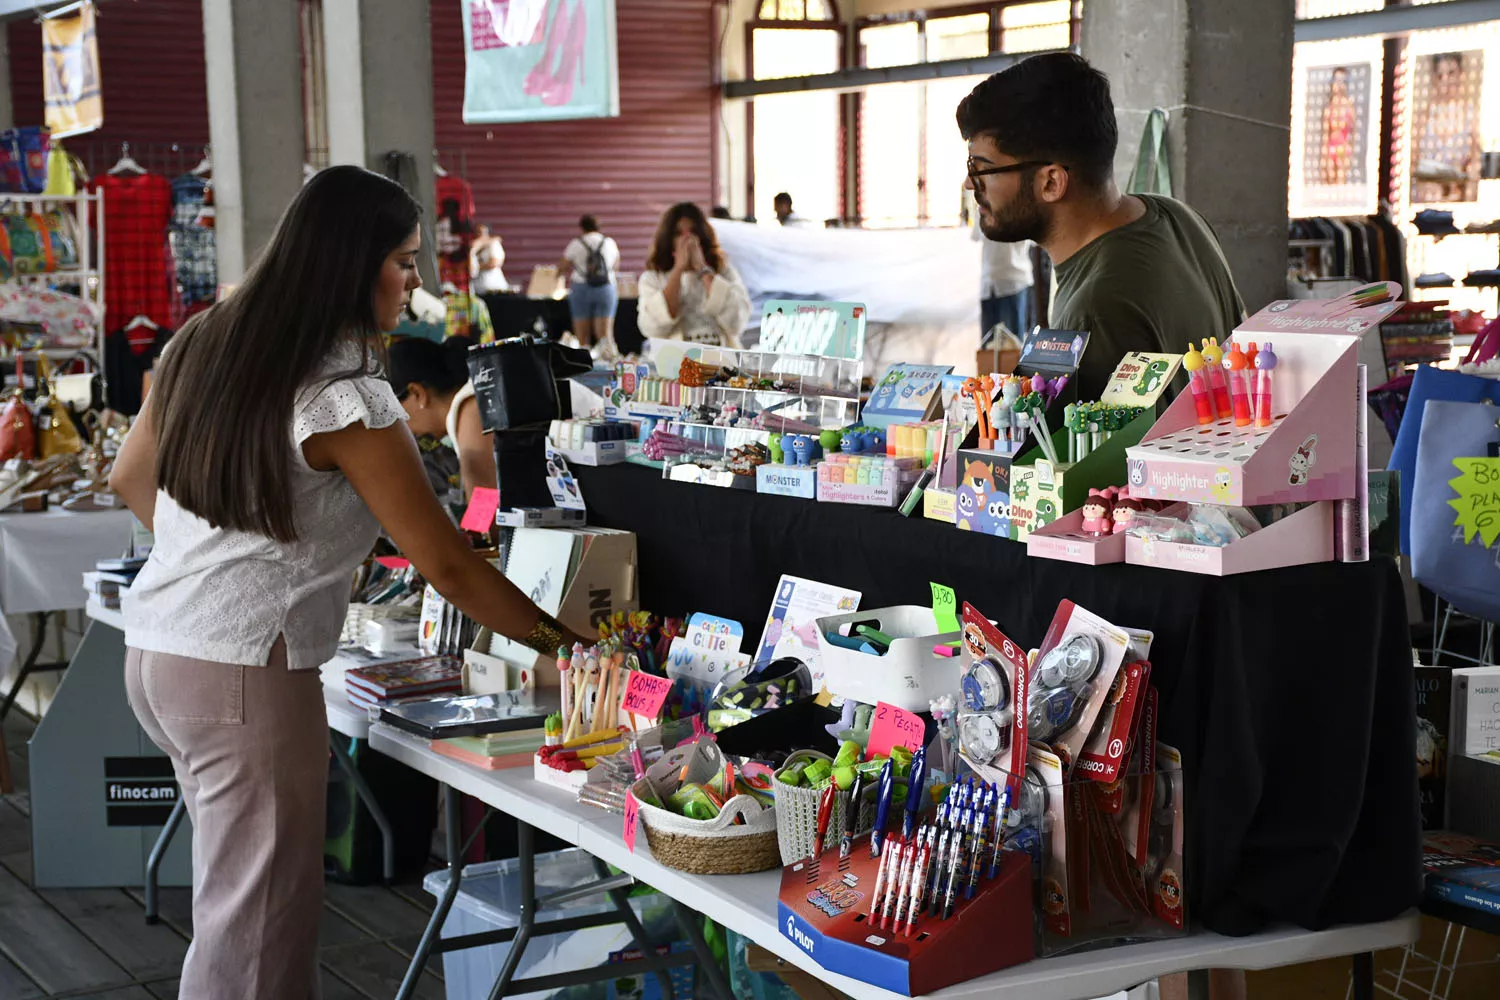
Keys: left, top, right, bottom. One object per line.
{"left": 344, "top": 656, "right": 462, "bottom": 710}
{"left": 431, "top": 729, "right": 549, "bottom": 770}
{"left": 86, "top": 557, "right": 148, "bottom": 609}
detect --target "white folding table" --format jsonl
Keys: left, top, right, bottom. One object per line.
{"left": 367, "top": 722, "right": 1420, "bottom": 1000}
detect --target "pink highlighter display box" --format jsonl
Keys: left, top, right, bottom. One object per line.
{"left": 1125, "top": 293, "right": 1398, "bottom": 508}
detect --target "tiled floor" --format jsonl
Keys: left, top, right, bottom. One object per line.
{"left": 0, "top": 709, "right": 447, "bottom": 1000}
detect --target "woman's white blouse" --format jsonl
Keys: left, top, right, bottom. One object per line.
{"left": 124, "top": 346, "right": 405, "bottom": 671}
{"left": 637, "top": 264, "right": 752, "bottom": 347}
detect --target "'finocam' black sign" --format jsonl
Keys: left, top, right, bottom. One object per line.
{"left": 104, "top": 757, "right": 179, "bottom": 826}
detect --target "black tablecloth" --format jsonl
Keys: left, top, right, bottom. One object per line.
{"left": 573, "top": 463, "right": 1421, "bottom": 936}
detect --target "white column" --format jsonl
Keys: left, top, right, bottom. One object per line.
{"left": 201, "top": 0, "right": 305, "bottom": 285}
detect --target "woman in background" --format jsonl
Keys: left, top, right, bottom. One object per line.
{"left": 387, "top": 335, "right": 496, "bottom": 502}
{"left": 108, "top": 166, "right": 579, "bottom": 999}
{"left": 558, "top": 214, "right": 621, "bottom": 355}
{"left": 637, "top": 202, "right": 751, "bottom": 347}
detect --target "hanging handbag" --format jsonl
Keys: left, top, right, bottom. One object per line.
{"left": 0, "top": 355, "right": 36, "bottom": 461}
{"left": 1388, "top": 364, "right": 1500, "bottom": 554}
{"left": 465, "top": 335, "right": 592, "bottom": 431}
{"left": 42, "top": 145, "right": 86, "bottom": 197}
{"left": 34, "top": 354, "right": 82, "bottom": 459}
{"left": 1409, "top": 400, "right": 1500, "bottom": 623}
{"left": 1126, "top": 108, "right": 1173, "bottom": 197}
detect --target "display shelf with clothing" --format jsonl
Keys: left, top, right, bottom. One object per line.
{"left": 1289, "top": 215, "right": 1410, "bottom": 289}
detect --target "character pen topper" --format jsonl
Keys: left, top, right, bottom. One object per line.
{"left": 1224, "top": 341, "right": 1252, "bottom": 427}
{"left": 903, "top": 746, "right": 927, "bottom": 840}
{"left": 870, "top": 757, "right": 896, "bottom": 857}
{"left": 1201, "top": 338, "right": 1231, "bottom": 419}
{"left": 1253, "top": 341, "right": 1278, "bottom": 428}
{"left": 1182, "top": 342, "right": 1215, "bottom": 425}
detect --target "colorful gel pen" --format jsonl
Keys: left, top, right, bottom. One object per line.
{"left": 870, "top": 758, "right": 895, "bottom": 857}
{"left": 924, "top": 801, "right": 949, "bottom": 902}
{"left": 941, "top": 819, "right": 967, "bottom": 919}
{"left": 812, "top": 782, "right": 837, "bottom": 862}
{"left": 989, "top": 785, "right": 1012, "bottom": 878}
{"left": 929, "top": 821, "right": 953, "bottom": 916}
{"left": 1254, "top": 342, "right": 1278, "bottom": 428}
{"left": 1183, "top": 342, "right": 1215, "bottom": 424}
{"left": 965, "top": 804, "right": 989, "bottom": 899}
{"left": 868, "top": 834, "right": 895, "bottom": 918}
{"left": 889, "top": 833, "right": 917, "bottom": 930}
{"left": 1201, "top": 338, "right": 1231, "bottom": 419}
{"left": 880, "top": 838, "right": 906, "bottom": 929}
{"left": 903, "top": 746, "right": 927, "bottom": 840}
{"left": 839, "top": 771, "right": 864, "bottom": 865}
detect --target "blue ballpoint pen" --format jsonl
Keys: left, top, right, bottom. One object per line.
{"left": 869, "top": 758, "right": 896, "bottom": 858}
{"left": 903, "top": 746, "right": 927, "bottom": 840}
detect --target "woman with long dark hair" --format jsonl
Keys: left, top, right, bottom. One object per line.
{"left": 108, "top": 166, "right": 581, "bottom": 999}
{"left": 637, "top": 202, "right": 751, "bottom": 347}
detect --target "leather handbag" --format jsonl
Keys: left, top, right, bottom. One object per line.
{"left": 0, "top": 354, "right": 35, "bottom": 461}
{"left": 35, "top": 354, "right": 83, "bottom": 459}
{"left": 465, "top": 335, "right": 592, "bottom": 431}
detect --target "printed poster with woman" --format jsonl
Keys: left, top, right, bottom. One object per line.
{"left": 1300, "top": 62, "right": 1374, "bottom": 213}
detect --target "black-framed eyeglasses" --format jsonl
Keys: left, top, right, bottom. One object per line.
{"left": 966, "top": 158, "right": 1056, "bottom": 179}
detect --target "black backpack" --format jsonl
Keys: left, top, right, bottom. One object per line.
{"left": 583, "top": 235, "right": 610, "bottom": 287}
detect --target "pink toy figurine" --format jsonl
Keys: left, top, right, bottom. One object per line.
{"left": 1253, "top": 342, "right": 1278, "bottom": 428}
{"left": 1080, "top": 489, "right": 1113, "bottom": 536}
{"left": 1200, "top": 338, "right": 1231, "bottom": 419}
{"left": 1111, "top": 497, "right": 1142, "bottom": 534}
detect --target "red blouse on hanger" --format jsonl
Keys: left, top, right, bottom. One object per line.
{"left": 91, "top": 172, "right": 175, "bottom": 333}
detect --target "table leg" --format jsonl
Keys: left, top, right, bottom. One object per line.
{"left": 591, "top": 854, "right": 675, "bottom": 1000}
{"left": 673, "top": 899, "right": 734, "bottom": 1000}
{"left": 485, "top": 820, "right": 540, "bottom": 1000}
{"left": 397, "top": 788, "right": 466, "bottom": 1000}
{"left": 1350, "top": 952, "right": 1373, "bottom": 1000}
{"left": 1186, "top": 968, "right": 1212, "bottom": 1000}
{"left": 144, "top": 797, "right": 188, "bottom": 924}
{"left": 0, "top": 611, "right": 52, "bottom": 720}
{"left": 329, "top": 732, "right": 395, "bottom": 883}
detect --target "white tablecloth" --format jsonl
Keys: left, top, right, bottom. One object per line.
{"left": 0, "top": 509, "right": 134, "bottom": 615}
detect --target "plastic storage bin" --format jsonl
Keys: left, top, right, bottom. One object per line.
{"left": 422, "top": 848, "right": 675, "bottom": 1000}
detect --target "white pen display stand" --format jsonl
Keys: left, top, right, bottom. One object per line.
{"left": 814, "top": 606, "right": 961, "bottom": 713}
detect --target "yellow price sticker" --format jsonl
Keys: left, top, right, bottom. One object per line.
{"left": 1448, "top": 457, "right": 1500, "bottom": 549}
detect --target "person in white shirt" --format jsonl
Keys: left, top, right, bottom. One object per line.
{"left": 557, "top": 214, "right": 620, "bottom": 354}
{"left": 107, "top": 166, "right": 583, "bottom": 1000}
{"left": 637, "top": 202, "right": 752, "bottom": 347}
{"left": 470, "top": 223, "right": 508, "bottom": 295}
{"left": 774, "top": 191, "right": 817, "bottom": 228}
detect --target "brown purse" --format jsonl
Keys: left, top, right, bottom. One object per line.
{"left": 0, "top": 354, "right": 36, "bottom": 462}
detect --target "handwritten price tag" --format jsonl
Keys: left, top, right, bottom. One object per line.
{"left": 621, "top": 671, "right": 673, "bottom": 721}
{"left": 623, "top": 792, "right": 640, "bottom": 853}
{"left": 1449, "top": 457, "right": 1500, "bottom": 548}
{"left": 930, "top": 582, "right": 959, "bottom": 634}
{"left": 459, "top": 487, "right": 501, "bottom": 534}
{"left": 867, "top": 701, "right": 926, "bottom": 759}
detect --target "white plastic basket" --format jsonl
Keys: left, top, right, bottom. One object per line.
{"left": 816, "top": 605, "right": 963, "bottom": 712}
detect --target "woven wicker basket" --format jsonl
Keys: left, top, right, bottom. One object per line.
{"left": 772, "top": 750, "right": 877, "bottom": 866}
{"left": 630, "top": 740, "right": 780, "bottom": 875}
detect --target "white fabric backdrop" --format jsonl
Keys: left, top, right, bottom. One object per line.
{"left": 0, "top": 509, "right": 133, "bottom": 616}
{"left": 713, "top": 221, "right": 983, "bottom": 376}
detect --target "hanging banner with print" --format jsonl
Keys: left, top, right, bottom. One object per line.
{"left": 42, "top": 2, "right": 103, "bottom": 138}
{"left": 1410, "top": 50, "right": 1484, "bottom": 204}
{"left": 460, "top": 0, "right": 620, "bottom": 124}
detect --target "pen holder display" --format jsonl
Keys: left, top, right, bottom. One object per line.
{"left": 815, "top": 606, "right": 962, "bottom": 713}
{"left": 777, "top": 833, "right": 1034, "bottom": 995}
{"left": 630, "top": 741, "right": 780, "bottom": 875}
{"left": 773, "top": 750, "right": 877, "bottom": 866}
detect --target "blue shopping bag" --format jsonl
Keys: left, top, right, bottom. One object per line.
{"left": 1410, "top": 400, "right": 1500, "bottom": 623}
{"left": 1389, "top": 365, "right": 1500, "bottom": 554}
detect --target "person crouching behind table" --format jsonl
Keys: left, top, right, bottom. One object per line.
{"left": 387, "top": 334, "right": 496, "bottom": 502}
{"left": 637, "top": 202, "right": 752, "bottom": 347}
{"left": 107, "top": 165, "right": 586, "bottom": 1000}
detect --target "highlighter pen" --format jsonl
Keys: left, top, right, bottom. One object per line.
{"left": 1201, "top": 338, "right": 1231, "bottom": 419}
{"left": 1183, "top": 343, "right": 1215, "bottom": 424}
{"left": 811, "top": 782, "right": 838, "bottom": 862}
{"left": 1254, "top": 342, "right": 1278, "bottom": 428}
{"left": 889, "top": 833, "right": 918, "bottom": 931}
{"left": 839, "top": 771, "right": 864, "bottom": 866}
{"left": 870, "top": 758, "right": 896, "bottom": 858}
{"left": 903, "top": 746, "right": 928, "bottom": 840}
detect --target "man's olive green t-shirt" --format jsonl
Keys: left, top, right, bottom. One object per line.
{"left": 1051, "top": 194, "right": 1244, "bottom": 400}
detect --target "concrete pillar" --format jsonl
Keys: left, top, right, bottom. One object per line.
{"left": 323, "top": 0, "right": 439, "bottom": 289}
{"left": 1082, "top": 0, "right": 1295, "bottom": 311}
{"left": 201, "top": 0, "right": 305, "bottom": 285}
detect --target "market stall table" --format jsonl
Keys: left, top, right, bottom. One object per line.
{"left": 0, "top": 508, "right": 133, "bottom": 719}
{"left": 570, "top": 463, "right": 1422, "bottom": 936}
{"left": 368, "top": 721, "right": 1420, "bottom": 1000}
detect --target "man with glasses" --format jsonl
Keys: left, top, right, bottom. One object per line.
{"left": 957, "top": 52, "right": 1243, "bottom": 399}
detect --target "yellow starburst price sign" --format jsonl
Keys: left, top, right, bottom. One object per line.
{"left": 1448, "top": 457, "right": 1500, "bottom": 548}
